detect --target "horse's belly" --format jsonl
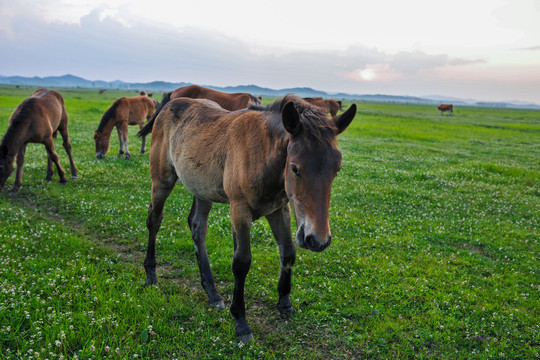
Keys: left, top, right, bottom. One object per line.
{"left": 175, "top": 164, "right": 229, "bottom": 203}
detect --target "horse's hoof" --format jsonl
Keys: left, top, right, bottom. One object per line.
{"left": 277, "top": 297, "right": 295, "bottom": 316}
{"left": 238, "top": 333, "right": 253, "bottom": 344}
{"left": 145, "top": 279, "right": 157, "bottom": 287}
{"left": 139, "top": 150, "right": 145, "bottom": 154}
{"left": 210, "top": 299, "right": 226, "bottom": 310}
{"left": 60, "top": 180, "right": 68, "bottom": 185}
{"left": 277, "top": 304, "right": 295, "bottom": 316}
{"left": 72, "top": 175, "right": 78, "bottom": 180}
{"left": 125, "top": 155, "right": 131, "bottom": 160}
{"left": 145, "top": 272, "right": 158, "bottom": 286}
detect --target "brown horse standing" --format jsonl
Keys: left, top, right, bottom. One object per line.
{"left": 150, "top": 84, "right": 261, "bottom": 124}
{"left": 138, "top": 95, "right": 356, "bottom": 342}
{"left": 303, "top": 97, "right": 342, "bottom": 116}
{"left": 94, "top": 95, "right": 156, "bottom": 159}
{"left": 0, "top": 88, "right": 77, "bottom": 193}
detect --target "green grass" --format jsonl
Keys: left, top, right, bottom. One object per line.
{"left": 0, "top": 86, "right": 538, "bottom": 359}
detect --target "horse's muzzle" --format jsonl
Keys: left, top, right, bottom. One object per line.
{"left": 296, "top": 225, "right": 331, "bottom": 252}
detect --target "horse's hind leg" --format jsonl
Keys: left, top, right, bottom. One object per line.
{"left": 266, "top": 205, "right": 296, "bottom": 316}
{"left": 43, "top": 137, "right": 67, "bottom": 184}
{"left": 144, "top": 173, "right": 177, "bottom": 285}
{"left": 58, "top": 127, "right": 78, "bottom": 179}
{"left": 188, "top": 196, "right": 225, "bottom": 309}
{"left": 10, "top": 144, "right": 27, "bottom": 193}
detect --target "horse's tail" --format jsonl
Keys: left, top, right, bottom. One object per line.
{"left": 138, "top": 91, "right": 172, "bottom": 137}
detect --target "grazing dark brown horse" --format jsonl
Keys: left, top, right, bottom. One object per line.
{"left": 0, "top": 88, "right": 77, "bottom": 193}
{"left": 150, "top": 85, "right": 261, "bottom": 126}
{"left": 303, "top": 97, "right": 342, "bottom": 117}
{"left": 94, "top": 95, "right": 156, "bottom": 159}
{"left": 437, "top": 104, "right": 454, "bottom": 115}
{"left": 138, "top": 95, "right": 356, "bottom": 342}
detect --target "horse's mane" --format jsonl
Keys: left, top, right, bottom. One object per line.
{"left": 248, "top": 94, "right": 262, "bottom": 105}
{"left": 249, "top": 95, "right": 338, "bottom": 144}
{"left": 96, "top": 98, "right": 123, "bottom": 133}
{"left": 1, "top": 98, "right": 36, "bottom": 153}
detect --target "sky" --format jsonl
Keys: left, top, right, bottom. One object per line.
{"left": 1, "top": 0, "right": 540, "bottom": 103}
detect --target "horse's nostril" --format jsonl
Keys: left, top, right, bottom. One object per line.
{"left": 304, "top": 234, "right": 315, "bottom": 249}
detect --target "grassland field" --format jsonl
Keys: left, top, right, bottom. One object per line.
{"left": 0, "top": 86, "right": 538, "bottom": 359}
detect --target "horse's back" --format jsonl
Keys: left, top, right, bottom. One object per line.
{"left": 8, "top": 89, "right": 65, "bottom": 139}
{"left": 117, "top": 96, "right": 155, "bottom": 124}
{"left": 169, "top": 85, "right": 258, "bottom": 111}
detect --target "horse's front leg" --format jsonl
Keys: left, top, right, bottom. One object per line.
{"left": 188, "top": 197, "right": 224, "bottom": 309}
{"left": 116, "top": 124, "right": 130, "bottom": 159}
{"left": 139, "top": 123, "right": 147, "bottom": 154}
{"left": 144, "top": 172, "right": 177, "bottom": 285}
{"left": 230, "top": 202, "right": 253, "bottom": 343}
{"left": 122, "top": 127, "right": 131, "bottom": 159}
{"left": 11, "top": 144, "right": 27, "bottom": 193}
{"left": 266, "top": 205, "right": 296, "bottom": 316}
{"left": 116, "top": 126, "right": 124, "bottom": 156}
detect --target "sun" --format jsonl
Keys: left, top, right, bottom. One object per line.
{"left": 358, "top": 68, "right": 376, "bottom": 81}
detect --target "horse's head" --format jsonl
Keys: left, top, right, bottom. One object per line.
{"left": 282, "top": 100, "right": 356, "bottom": 252}
{"left": 0, "top": 144, "right": 14, "bottom": 189}
{"left": 94, "top": 130, "right": 109, "bottom": 159}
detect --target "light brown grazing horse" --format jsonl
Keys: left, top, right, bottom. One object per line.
{"left": 303, "top": 97, "right": 342, "bottom": 117}
{"left": 150, "top": 84, "right": 261, "bottom": 125}
{"left": 94, "top": 95, "right": 156, "bottom": 159}
{"left": 0, "top": 88, "right": 77, "bottom": 193}
{"left": 138, "top": 95, "right": 356, "bottom": 343}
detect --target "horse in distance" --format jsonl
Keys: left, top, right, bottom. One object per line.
{"left": 0, "top": 88, "right": 78, "bottom": 193}
{"left": 138, "top": 95, "right": 357, "bottom": 342}
{"left": 94, "top": 95, "right": 156, "bottom": 159}
{"left": 303, "top": 97, "right": 342, "bottom": 117}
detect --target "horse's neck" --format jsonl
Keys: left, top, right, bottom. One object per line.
{"left": 261, "top": 120, "right": 290, "bottom": 176}
{"left": 1, "top": 124, "right": 27, "bottom": 157}
{"left": 96, "top": 118, "right": 116, "bottom": 135}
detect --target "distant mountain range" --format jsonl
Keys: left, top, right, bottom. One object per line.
{"left": 1, "top": 74, "right": 539, "bottom": 109}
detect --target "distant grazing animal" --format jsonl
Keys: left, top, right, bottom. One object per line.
{"left": 149, "top": 85, "right": 262, "bottom": 128}
{"left": 303, "top": 97, "right": 342, "bottom": 116}
{"left": 137, "top": 95, "right": 357, "bottom": 343}
{"left": 0, "top": 88, "right": 78, "bottom": 193}
{"left": 437, "top": 104, "right": 453, "bottom": 115}
{"left": 139, "top": 90, "right": 154, "bottom": 98}
{"left": 94, "top": 95, "right": 156, "bottom": 159}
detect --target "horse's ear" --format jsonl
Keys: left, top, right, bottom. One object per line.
{"left": 282, "top": 101, "right": 301, "bottom": 136}
{"left": 333, "top": 104, "right": 356, "bottom": 134}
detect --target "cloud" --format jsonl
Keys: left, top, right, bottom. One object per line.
{"left": 515, "top": 45, "right": 540, "bottom": 51}
{"left": 1, "top": 7, "right": 539, "bottom": 103}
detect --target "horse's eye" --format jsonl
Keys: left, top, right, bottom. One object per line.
{"left": 291, "top": 164, "right": 300, "bottom": 177}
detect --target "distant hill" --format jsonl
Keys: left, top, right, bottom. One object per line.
{"left": 1, "top": 74, "right": 539, "bottom": 109}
